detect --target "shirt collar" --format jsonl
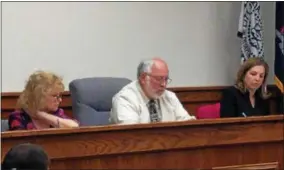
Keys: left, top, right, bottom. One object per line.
{"left": 136, "top": 80, "right": 151, "bottom": 104}
{"left": 243, "top": 87, "right": 262, "bottom": 98}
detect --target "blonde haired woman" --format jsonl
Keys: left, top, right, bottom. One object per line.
{"left": 9, "top": 71, "right": 79, "bottom": 130}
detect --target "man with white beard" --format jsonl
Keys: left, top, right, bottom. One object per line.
{"left": 109, "top": 58, "right": 196, "bottom": 124}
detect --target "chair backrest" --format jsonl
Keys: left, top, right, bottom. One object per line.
{"left": 196, "top": 103, "right": 220, "bottom": 119}
{"left": 69, "top": 77, "right": 132, "bottom": 126}
{"left": 1, "top": 119, "right": 9, "bottom": 132}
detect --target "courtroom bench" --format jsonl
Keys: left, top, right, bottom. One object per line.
{"left": 2, "top": 115, "right": 283, "bottom": 169}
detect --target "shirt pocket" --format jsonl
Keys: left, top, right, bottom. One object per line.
{"left": 160, "top": 100, "right": 176, "bottom": 121}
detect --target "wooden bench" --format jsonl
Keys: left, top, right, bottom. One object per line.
{"left": 2, "top": 115, "right": 283, "bottom": 169}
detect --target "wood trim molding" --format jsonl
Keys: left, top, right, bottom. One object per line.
{"left": 212, "top": 162, "right": 279, "bottom": 170}
{"left": 1, "top": 85, "right": 282, "bottom": 119}
{"left": 2, "top": 115, "right": 283, "bottom": 138}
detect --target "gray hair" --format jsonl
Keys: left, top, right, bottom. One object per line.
{"left": 137, "top": 59, "right": 154, "bottom": 78}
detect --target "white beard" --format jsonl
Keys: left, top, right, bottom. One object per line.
{"left": 145, "top": 79, "right": 160, "bottom": 99}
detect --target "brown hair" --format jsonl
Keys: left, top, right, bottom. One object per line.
{"left": 16, "top": 71, "right": 64, "bottom": 112}
{"left": 235, "top": 58, "right": 271, "bottom": 99}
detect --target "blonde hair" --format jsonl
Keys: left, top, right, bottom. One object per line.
{"left": 235, "top": 58, "right": 271, "bottom": 99}
{"left": 16, "top": 71, "right": 64, "bottom": 112}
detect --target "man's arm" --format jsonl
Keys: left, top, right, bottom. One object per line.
{"left": 110, "top": 95, "right": 140, "bottom": 125}
{"left": 170, "top": 93, "right": 196, "bottom": 121}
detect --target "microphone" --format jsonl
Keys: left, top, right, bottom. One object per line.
{"left": 241, "top": 112, "right": 247, "bottom": 117}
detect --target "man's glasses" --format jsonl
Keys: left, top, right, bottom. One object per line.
{"left": 146, "top": 74, "right": 172, "bottom": 84}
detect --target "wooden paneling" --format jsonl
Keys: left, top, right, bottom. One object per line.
{"left": 1, "top": 85, "right": 282, "bottom": 119}
{"left": 2, "top": 115, "right": 283, "bottom": 169}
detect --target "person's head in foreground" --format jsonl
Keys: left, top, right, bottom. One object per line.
{"left": 235, "top": 57, "right": 270, "bottom": 98}
{"left": 137, "top": 58, "right": 171, "bottom": 99}
{"left": 2, "top": 143, "right": 49, "bottom": 170}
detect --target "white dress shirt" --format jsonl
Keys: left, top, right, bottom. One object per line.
{"left": 110, "top": 80, "right": 196, "bottom": 124}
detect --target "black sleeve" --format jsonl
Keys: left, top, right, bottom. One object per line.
{"left": 263, "top": 99, "right": 270, "bottom": 115}
{"left": 220, "top": 88, "right": 237, "bottom": 118}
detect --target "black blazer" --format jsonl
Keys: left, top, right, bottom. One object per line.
{"left": 220, "top": 86, "right": 270, "bottom": 118}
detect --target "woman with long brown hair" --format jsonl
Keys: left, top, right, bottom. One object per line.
{"left": 220, "top": 58, "right": 271, "bottom": 117}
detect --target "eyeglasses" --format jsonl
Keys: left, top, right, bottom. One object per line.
{"left": 51, "top": 94, "right": 62, "bottom": 100}
{"left": 146, "top": 73, "right": 172, "bottom": 84}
